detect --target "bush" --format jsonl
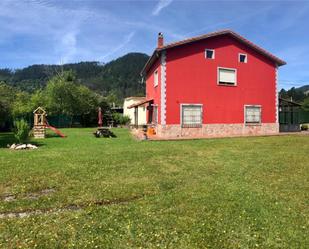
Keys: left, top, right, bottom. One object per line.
{"left": 112, "top": 113, "right": 131, "bottom": 126}
{"left": 13, "top": 119, "right": 30, "bottom": 143}
{"left": 301, "top": 124, "right": 309, "bottom": 131}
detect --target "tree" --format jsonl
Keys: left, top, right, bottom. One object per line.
{"left": 44, "top": 70, "right": 79, "bottom": 116}
{"left": 12, "top": 91, "right": 32, "bottom": 118}
{"left": 302, "top": 97, "right": 309, "bottom": 111}
{"left": 43, "top": 70, "right": 105, "bottom": 126}
{"left": 0, "top": 82, "right": 16, "bottom": 130}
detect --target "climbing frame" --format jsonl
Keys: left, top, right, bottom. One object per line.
{"left": 33, "top": 107, "right": 46, "bottom": 139}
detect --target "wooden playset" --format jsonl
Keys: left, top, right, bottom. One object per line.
{"left": 33, "top": 107, "right": 66, "bottom": 139}
{"left": 33, "top": 107, "right": 46, "bottom": 139}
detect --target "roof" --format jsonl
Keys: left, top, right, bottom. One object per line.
{"left": 33, "top": 107, "right": 46, "bottom": 114}
{"left": 124, "top": 96, "right": 146, "bottom": 101}
{"left": 141, "top": 30, "right": 286, "bottom": 75}
{"left": 127, "top": 99, "right": 153, "bottom": 109}
{"left": 279, "top": 97, "right": 302, "bottom": 106}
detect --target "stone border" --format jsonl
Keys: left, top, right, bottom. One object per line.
{"left": 156, "top": 123, "right": 279, "bottom": 139}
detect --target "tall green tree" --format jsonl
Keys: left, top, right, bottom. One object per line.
{"left": 302, "top": 97, "right": 309, "bottom": 111}
{"left": 45, "top": 70, "right": 78, "bottom": 116}
{"left": 0, "top": 82, "right": 16, "bottom": 129}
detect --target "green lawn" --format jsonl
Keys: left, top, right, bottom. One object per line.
{"left": 0, "top": 128, "right": 308, "bottom": 248}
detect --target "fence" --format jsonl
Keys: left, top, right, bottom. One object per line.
{"left": 300, "top": 110, "right": 309, "bottom": 123}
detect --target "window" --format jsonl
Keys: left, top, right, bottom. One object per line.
{"left": 218, "top": 67, "right": 236, "bottom": 86}
{"left": 153, "top": 105, "right": 158, "bottom": 124}
{"left": 239, "top": 53, "right": 247, "bottom": 63}
{"left": 205, "top": 49, "right": 215, "bottom": 59}
{"left": 154, "top": 70, "right": 158, "bottom": 87}
{"left": 181, "top": 105, "right": 203, "bottom": 128}
{"left": 245, "top": 106, "right": 261, "bottom": 124}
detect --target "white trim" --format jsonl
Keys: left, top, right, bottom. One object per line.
{"left": 239, "top": 53, "right": 248, "bottom": 63}
{"left": 160, "top": 51, "right": 167, "bottom": 125}
{"left": 205, "top": 49, "right": 215, "bottom": 59}
{"left": 244, "top": 105, "right": 262, "bottom": 125}
{"left": 217, "top": 67, "right": 237, "bottom": 86}
{"left": 275, "top": 66, "right": 279, "bottom": 123}
{"left": 180, "top": 103, "right": 203, "bottom": 127}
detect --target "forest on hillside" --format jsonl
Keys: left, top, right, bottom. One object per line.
{"left": 279, "top": 85, "right": 309, "bottom": 109}
{"left": 0, "top": 52, "right": 149, "bottom": 104}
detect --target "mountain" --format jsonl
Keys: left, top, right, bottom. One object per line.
{"left": 0, "top": 52, "right": 149, "bottom": 101}
{"left": 279, "top": 84, "right": 309, "bottom": 102}
{"left": 297, "top": 85, "right": 309, "bottom": 95}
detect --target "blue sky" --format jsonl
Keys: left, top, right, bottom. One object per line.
{"left": 0, "top": 0, "right": 308, "bottom": 89}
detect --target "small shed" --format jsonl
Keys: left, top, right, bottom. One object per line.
{"left": 33, "top": 107, "right": 46, "bottom": 138}
{"left": 279, "top": 98, "right": 302, "bottom": 132}
{"left": 123, "top": 97, "right": 148, "bottom": 127}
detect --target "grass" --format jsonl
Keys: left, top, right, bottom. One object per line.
{"left": 0, "top": 128, "right": 308, "bottom": 248}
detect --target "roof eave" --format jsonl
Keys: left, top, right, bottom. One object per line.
{"left": 140, "top": 50, "right": 160, "bottom": 76}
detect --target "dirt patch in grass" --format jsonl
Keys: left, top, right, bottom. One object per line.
{"left": 1, "top": 188, "right": 56, "bottom": 202}
{"left": 0, "top": 195, "right": 144, "bottom": 219}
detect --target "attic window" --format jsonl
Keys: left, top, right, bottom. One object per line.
{"left": 154, "top": 70, "right": 158, "bottom": 87}
{"left": 239, "top": 53, "right": 247, "bottom": 63}
{"left": 205, "top": 49, "right": 215, "bottom": 59}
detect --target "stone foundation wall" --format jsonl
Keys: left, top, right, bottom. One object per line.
{"left": 156, "top": 123, "right": 279, "bottom": 138}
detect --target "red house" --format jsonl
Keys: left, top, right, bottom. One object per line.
{"left": 131, "top": 30, "right": 286, "bottom": 138}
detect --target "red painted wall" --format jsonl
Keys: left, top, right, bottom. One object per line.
{"left": 162, "top": 35, "right": 277, "bottom": 125}
{"left": 146, "top": 58, "right": 161, "bottom": 123}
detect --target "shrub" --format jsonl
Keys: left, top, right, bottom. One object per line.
{"left": 112, "top": 113, "right": 131, "bottom": 126}
{"left": 301, "top": 124, "right": 309, "bottom": 131}
{"left": 13, "top": 119, "right": 30, "bottom": 143}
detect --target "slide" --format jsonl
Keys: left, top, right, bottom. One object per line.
{"left": 46, "top": 123, "right": 66, "bottom": 138}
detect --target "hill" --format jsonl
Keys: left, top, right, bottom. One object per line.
{"left": 297, "top": 85, "right": 309, "bottom": 94}
{"left": 0, "top": 52, "right": 149, "bottom": 102}
{"left": 279, "top": 84, "right": 309, "bottom": 103}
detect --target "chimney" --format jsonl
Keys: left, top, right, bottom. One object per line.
{"left": 158, "top": 32, "right": 164, "bottom": 48}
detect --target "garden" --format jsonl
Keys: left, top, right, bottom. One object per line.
{"left": 0, "top": 70, "right": 308, "bottom": 248}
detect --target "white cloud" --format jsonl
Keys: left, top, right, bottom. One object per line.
{"left": 59, "top": 32, "right": 78, "bottom": 64}
{"left": 152, "top": 0, "right": 173, "bottom": 16}
{"left": 0, "top": 0, "right": 94, "bottom": 64}
{"left": 99, "top": 32, "right": 136, "bottom": 61}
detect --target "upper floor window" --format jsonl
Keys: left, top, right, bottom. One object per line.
{"left": 239, "top": 53, "right": 247, "bottom": 63}
{"left": 218, "top": 67, "right": 237, "bottom": 86}
{"left": 205, "top": 49, "right": 215, "bottom": 59}
{"left": 154, "top": 70, "right": 158, "bottom": 87}
{"left": 245, "top": 105, "right": 261, "bottom": 124}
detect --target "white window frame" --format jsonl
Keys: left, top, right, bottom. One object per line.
{"left": 205, "top": 49, "right": 215, "bottom": 59}
{"left": 244, "top": 105, "right": 262, "bottom": 125}
{"left": 154, "top": 70, "right": 158, "bottom": 87}
{"left": 180, "top": 104, "right": 203, "bottom": 128}
{"left": 217, "top": 67, "right": 237, "bottom": 86}
{"left": 151, "top": 104, "right": 158, "bottom": 125}
{"left": 239, "top": 53, "right": 248, "bottom": 63}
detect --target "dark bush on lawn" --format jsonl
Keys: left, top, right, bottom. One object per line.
{"left": 112, "top": 113, "right": 131, "bottom": 126}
